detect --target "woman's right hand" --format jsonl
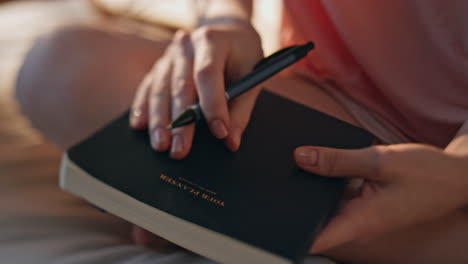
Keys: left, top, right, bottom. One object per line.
{"left": 129, "top": 21, "right": 263, "bottom": 159}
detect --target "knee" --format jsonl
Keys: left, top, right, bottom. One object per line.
{"left": 15, "top": 25, "right": 160, "bottom": 147}
{"left": 16, "top": 26, "right": 87, "bottom": 114}
{"left": 15, "top": 26, "right": 111, "bottom": 146}
{"left": 16, "top": 26, "right": 102, "bottom": 109}
{"left": 15, "top": 25, "right": 157, "bottom": 118}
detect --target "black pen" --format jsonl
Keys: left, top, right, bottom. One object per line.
{"left": 167, "top": 42, "right": 315, "bottom": 129}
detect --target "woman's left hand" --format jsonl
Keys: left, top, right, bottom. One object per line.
{"left": 294, "top": 143, "right": 468, "bottom": 253}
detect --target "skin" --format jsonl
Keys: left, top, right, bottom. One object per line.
{"left": 129, "top": 0, "right": 262, "bottom": 159}
{"left": 294, "top": 143, "right": 468, "bottom": 254}
{"left": 15, "top": 0, "right": 468, "bottom": 261}
{"left": 130, "top": 0, "right": 468, "bottom": 259}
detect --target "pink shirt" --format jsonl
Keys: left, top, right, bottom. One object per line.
{"left": 281, "top": 0, "right": 468, "bottom": 147}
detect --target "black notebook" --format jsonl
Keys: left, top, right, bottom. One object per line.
{"left": 60, "top": 90, "right": 373, "bottom": 264}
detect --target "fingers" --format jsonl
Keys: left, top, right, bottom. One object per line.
{"left": 130, "top": 74, "right": 152, "bottom": 130}
{"left": 192, "top": 28, "right": 230, "bottom": 139}
{"left": 133, "top": 25, "right": 262, "bottom": 157}
{"left": 305, "top": 144, "right": 468, "bottom": 254}
{"left": 224, "top": 86, "right": 262, "bottom": 151}
{"left": 169, "top": 31, "right": 196, "bottom": 159}
{"left": 294, "top": 146, "right": 387, "bottom": 181}
{"left": 148, "top": 55, "right": 173, "bottom": 152}
{"left": 294, "top": 145, "right": 396, "bottom": 252}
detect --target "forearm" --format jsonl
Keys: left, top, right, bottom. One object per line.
{"left": 197, "top": 0, "right": 253, "bottom": 25}
{"left": 445, "top": 120, "right": 468, "bottom": 156}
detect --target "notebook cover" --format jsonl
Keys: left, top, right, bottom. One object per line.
{"left": 68, "top": 90, "right": 374, "bottom": 262}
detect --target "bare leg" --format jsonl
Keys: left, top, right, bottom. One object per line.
{"left": 16, "top": 26, "right": 168, "bottom": 149}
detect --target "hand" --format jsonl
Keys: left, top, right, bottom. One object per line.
{"left": 129, "top": 22, "right": 263, "bottom": 159}
{"left": 293, "top": 143, "right": 468, "bottom": 253}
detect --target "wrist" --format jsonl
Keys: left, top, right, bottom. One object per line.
{"left": 197, "top": 16, "right": 254, "bottom": 29}
{"left": 196, "top": 0, "right": 253, "bottom": 27}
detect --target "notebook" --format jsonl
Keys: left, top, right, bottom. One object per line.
{"left": 60, "top": 90, "right": 373, "bottom": 264}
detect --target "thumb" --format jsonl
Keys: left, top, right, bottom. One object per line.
{"left": 294, "top": 146, "right": 386, "bottom": 181}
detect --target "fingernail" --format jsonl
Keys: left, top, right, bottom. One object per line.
{"left": 151, "top": 129, "right": 166, "bottom": 151}
{"left": 230, "top": 127, "right": 242, "bottom": 151}
{"left": 232, "top": 134, "right": 241, "bottom": 150}
{"left": 295, "top": 147, "right": 318, "bottom": 166}
{"left": 130, "top": 109, "right": 139, "bottom": 126}
{"left": 171, "top": 135, "right": 184, "bottom": 156}
{"left": 210, "top": 119, "right": 228, "bottom": 139}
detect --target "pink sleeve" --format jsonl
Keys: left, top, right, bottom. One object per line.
{"left": 281, "top": 0, "right": 468, "bottom": 147}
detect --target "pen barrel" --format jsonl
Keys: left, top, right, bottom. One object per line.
{"left": 225, "top": 54, "right": 297, "bottom": 100}
{"left": 181, "top": 43, "right": 314, "bottom": 125}
{"left": 190, "top": 104, "right": 204, "bottom": 121}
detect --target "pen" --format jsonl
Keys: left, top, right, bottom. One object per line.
{"left": 167, "top": 42, "right": 315, "bottom": 129}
